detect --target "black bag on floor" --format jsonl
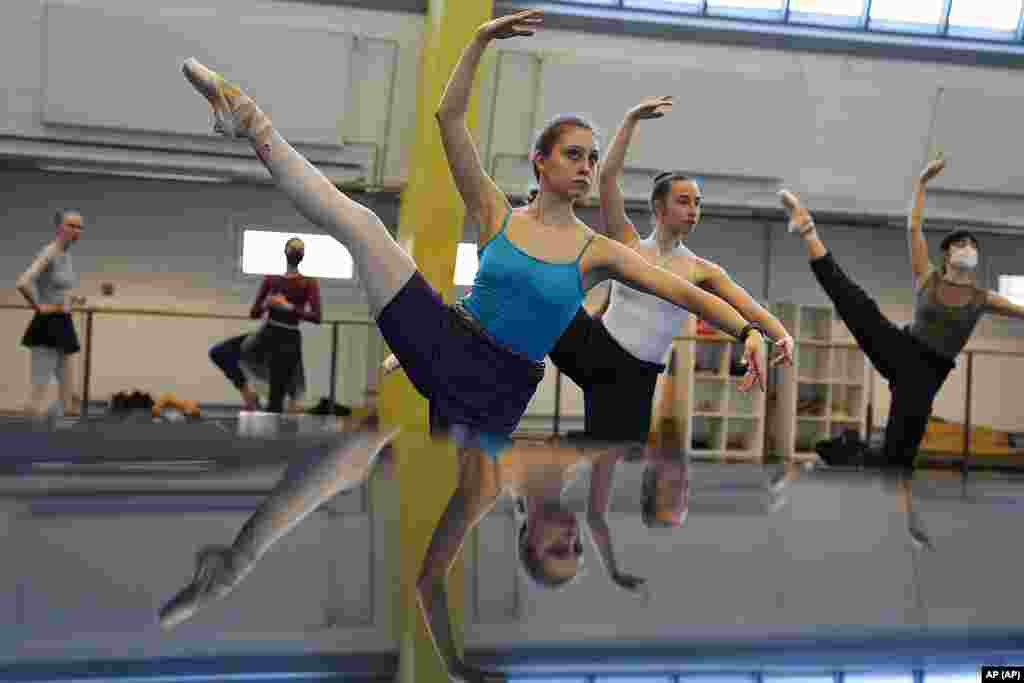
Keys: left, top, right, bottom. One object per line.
{"left": 815, "top": 429, "right": 868, "bottom": 467}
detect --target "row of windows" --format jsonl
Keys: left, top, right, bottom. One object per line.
{"left": 544, "top": 0, "right": 1024, "bottom": 44}
{"left": 243, "top": 229, "right": 1024, "bottom": 302}
{"left": 503, "top": 673, "right": 981, "bottom": 683}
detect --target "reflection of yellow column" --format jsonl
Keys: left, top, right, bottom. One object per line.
{"left": 377, "top": 1, "right": 494, "bottom": 681}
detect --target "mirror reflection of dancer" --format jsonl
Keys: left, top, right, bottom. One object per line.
{"left": 158, "top": 417, "right": 398, "bottom": 628}
{"left": 174, "top": 8, "right": 766, "bottom": 678}
{"left": 16, "top": 210, "right": 87, "bottom": 418}
{"left": 780, "top": 160, "right": 1024, "bottom": 550}
{"left": 209, "top": 238, "right": 321, "bottom": 413}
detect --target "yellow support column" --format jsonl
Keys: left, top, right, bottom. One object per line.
{"left": 377, "top": 1, "right": 494, "bottom": 681}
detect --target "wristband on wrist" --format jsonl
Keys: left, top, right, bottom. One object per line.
{"left": 788, "top": 219, "right": 816, "bottom": 236}
{"left": 738, "top": 323, "right": 765, "bottom": 343}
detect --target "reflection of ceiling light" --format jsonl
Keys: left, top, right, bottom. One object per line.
{"left": 38, "top": 164, "right": 230, "bottom": 184}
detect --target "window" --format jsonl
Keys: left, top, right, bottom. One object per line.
{"left": 625, "top": 0, "right": 704, "bottom": 14}
{"left": 999, "top": 274, "right": 1024, "bottom": 304}
{"left": 845, "top": 675, "right": 915, "bottom": 683}
{"left": 538, "top": 0, "right": 1024, "bottom": 53}
{"left": 454, "top": 242, "right": 480, "bottom": 286}
{"left": 868, "top": 0, "right": 947, "bottom": 32}
{"left": 788, "top": 0, "right": 867, "bottom": 27}
{"left": 948, "top": 0, "right": 1024, "bottom": 37}
{"left": 707, "top": 0, "right": 786, "bottom": 20}
{"left": 925, "top": 672, "right": 982, "bottom": 683}
{"left": 241, "top": 229, "right": 353, "bottom": 280}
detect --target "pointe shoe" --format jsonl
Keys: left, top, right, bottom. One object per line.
{"left": 778, "top": 189, "right": 815, "bottom": 235}
{"left": 907, "top": 511, "right": 935, "bottom": 552}
{"left": 182, "top": 58, "right": 268, "bottom": 140}
{"left": 158, "top": 545, "right": 250, "bottom": 629}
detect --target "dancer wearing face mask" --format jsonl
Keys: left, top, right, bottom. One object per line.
{"left": 209, "top": 237, "right": 321, "bottom": 413}
{"left": 779, "top": 159, "right": 1024, "bottom": 471}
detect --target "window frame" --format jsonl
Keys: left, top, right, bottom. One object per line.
{"left": 495, "top": 0, "right": 1024, "bottom": 68}
{"left": 237, "top": 226, "right": 356, "bottom": 282}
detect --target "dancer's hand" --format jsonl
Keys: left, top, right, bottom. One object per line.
{"left": 477, "top": 9, "right": 542, "bottom": 42}
{"left": 70, "top": 295, "right": 87, "bottom": 308}
{"left": 381, "top": 353, "right": 401, "bottom": 376}
{"left": 612, "top": 571, "right": 651, "bottom": 601}
{"left": 779, "top": 189, "right": 814, "bottom": 232}
{"left": 738, "top": 331, "right": 767, "bottom": 393}
{"left": 919, "top": 158, "right": 946, "bottom": 185}
{"left": 771, "top": 334, "right": 795, "bottom": 367}
{"left": 626, "top": 96, "right": 674, "bottom": 122}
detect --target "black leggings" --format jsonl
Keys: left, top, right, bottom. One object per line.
{"left": 210, "top": 326, "right": 303, "bottom": 413}
{"left": 810, "top": 252, "right": 954, "bottom": 469}
{"left": 548, "top": 308, "right": 665, "bottom": 442}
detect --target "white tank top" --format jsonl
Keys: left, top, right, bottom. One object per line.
{"left": 602, "top": 238, "right": 695, "bottom": 365}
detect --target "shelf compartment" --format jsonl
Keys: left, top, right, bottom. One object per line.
{"left": 796, "top": 382, "right": 830, "bottom": 418}
{"left": 795, "top": 418, "right": 828, "bottom": 453}
{"left": 693, "top": 377, "right": 727, "bottom": 414}
{"left": 829, "top": 383, "right": 864, "bottom": 421}
{"left": 831, "top": 346, "right": 866, "bottom": 383}
{"left": 725, "top": 417, "right": 759, "bottom": 452}
{"left": 690, "top": 416, "right": 725, "bottom": 452}
{"left": 797, "top": 344, "right": 830, "bottom": 382}
{"left": 693, "top": 341, "right": 729, "bottom": 377}
{"left": 799, "top": 307, "right": 832, "bottom": 342}
{"left": 727, "top": 381, "right": 759, "bottom": 416}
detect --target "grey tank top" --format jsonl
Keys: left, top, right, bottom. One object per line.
{"left": 906, "top": 267, "right": 986, "bottom": 360}
{"left": 33, "top": 246, "right": 77, "bottom": 306}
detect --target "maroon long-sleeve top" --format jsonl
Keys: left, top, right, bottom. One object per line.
{"left": 250, "top": 274, "right": 322, "bottom": 326}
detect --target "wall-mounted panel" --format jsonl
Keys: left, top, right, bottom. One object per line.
{"left": 15, "top": 510, "right": 346, "bottom": 638}
{"left": 787, "top": 57, "right": 938, "bottom": 211}
{"left": 41, "top": 3, "right": 353, "bottom": 147}
{"left": 931, "top": 87, "right": 1024, "bottom": 198}
{"left": 533, "top": 57, "right": 807, "bottom": 185}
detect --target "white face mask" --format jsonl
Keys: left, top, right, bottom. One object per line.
{"left": 949, "top": 247, "right": 978, "bottom": 270}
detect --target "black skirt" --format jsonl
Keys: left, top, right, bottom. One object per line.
{"left": 21, "top": 312, "right": 80, "bottom": 354}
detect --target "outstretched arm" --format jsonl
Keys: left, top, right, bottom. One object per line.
{"left": 436, "top": 13, "right": 541, "bottom": 245}
{"left": 586, "top": 450, "right": 647, "bottom": 597}
{"left": 583, "top": 281, "right": 611, "bottom": 318}
{"left": 985, "top": 291, "right": 1024, "bottom": 321}
{"left": 599, "top": 97, "right": 673, "bottom": 248}
{"left": 417, "top": 451, "right": 501, "bottom": 681}
{"left": 694, "top": 260, "right": 794, "bottom": 366}
{"left": 908, "top": 159, "right": 944, "bottom": 289}
{"left": 591, "top": 235, "right": 766, "bottom": 392}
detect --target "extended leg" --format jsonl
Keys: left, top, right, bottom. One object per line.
{"left": 25, "top": 347, "right": 58, "bottom": 417}
{"left": 158, "top": 420, "right": 399, "bottom": 629}
{"left": 210, "top": 336, "right": 260, "bottom": 409}
{"left": 182, "top": 59, "right": 416, "bottom": 317}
